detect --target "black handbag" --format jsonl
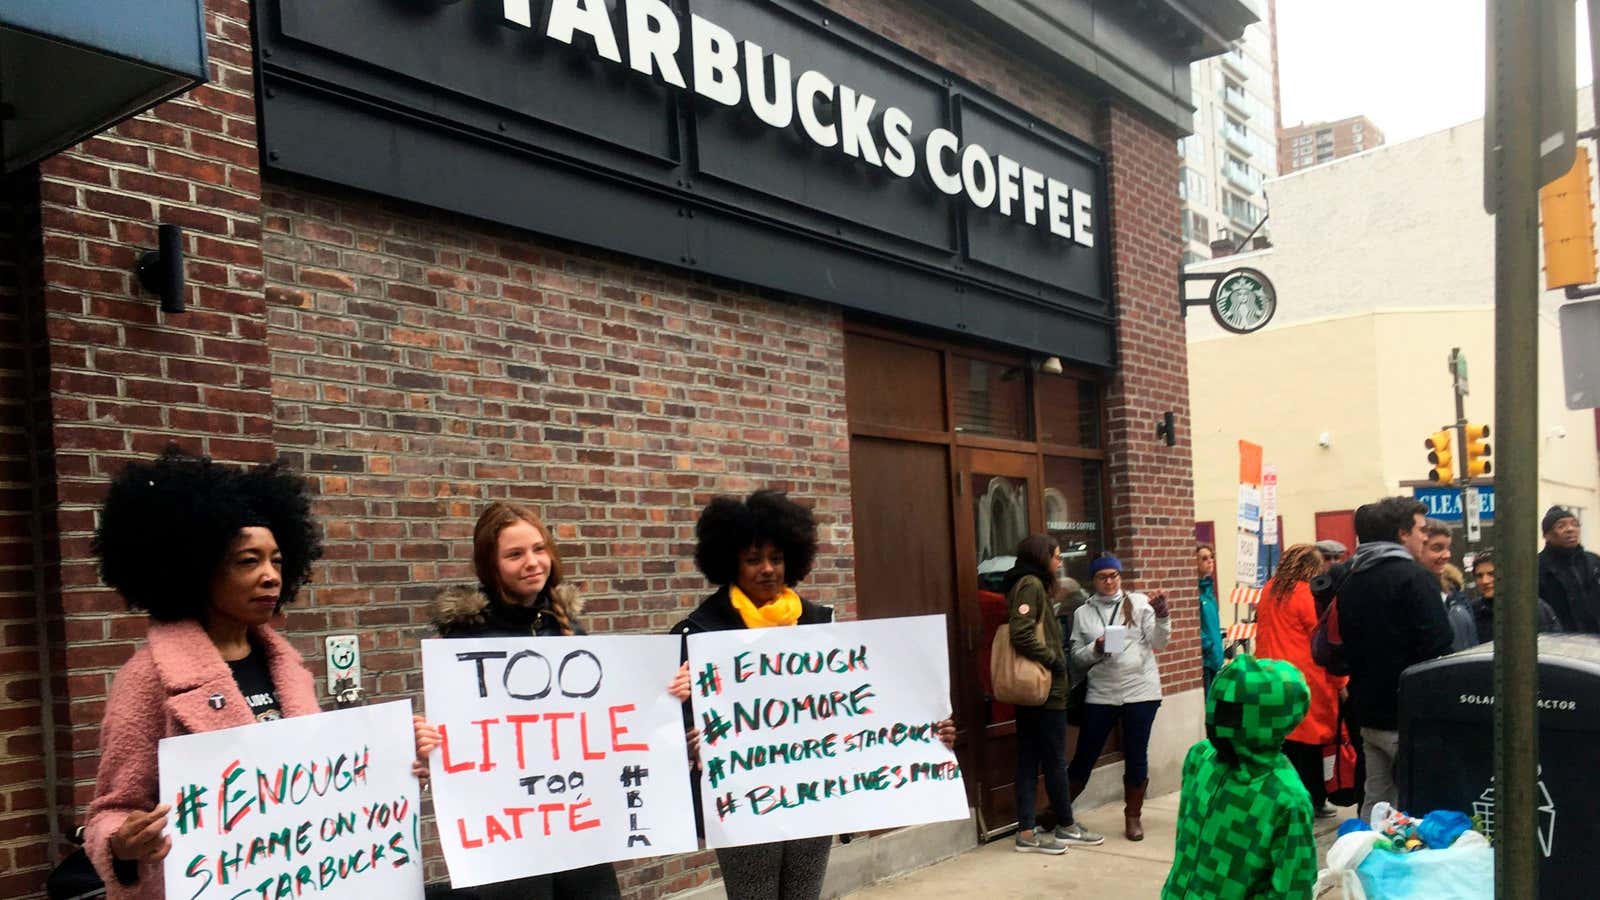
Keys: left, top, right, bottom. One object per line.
{"left": 46, "top": 828, "right": 106, "bottom": 900}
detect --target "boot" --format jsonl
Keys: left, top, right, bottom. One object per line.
{"left": 1068, "top": 777, "right": 1087, "bottom": 803}
{"left": 1123, "top": 780, "right": 1148, "bottom": 841}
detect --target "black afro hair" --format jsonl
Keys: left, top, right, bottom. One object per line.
{"left": 93, "top": 447, "right": 323, "bottom": 622}
{"left": 694, "top": 489, "right": 818, "bottom": 587}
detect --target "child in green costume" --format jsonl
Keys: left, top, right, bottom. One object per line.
{"left": 1162, "top": 654, "right": 1317, "bottom": 899}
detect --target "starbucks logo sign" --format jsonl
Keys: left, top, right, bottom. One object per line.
{"left": 1209, "top": 267, "right": 1277, "bottom": 334}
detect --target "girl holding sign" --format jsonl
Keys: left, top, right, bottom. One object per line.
{"left": 84, "top": 449, "right": 326, "bottom": 899}
{"left": 671, "top": 490, "right": 956, "bottom": 900}
{"left": 1066, "top": 554, "right": 1171, "bottom": 842}
{"left": 416, "top": 501, "right": 692, "bottom": 900}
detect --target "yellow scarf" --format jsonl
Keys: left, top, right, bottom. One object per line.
{"left": 729, "top": 585, "right": 803, "bottom": 628}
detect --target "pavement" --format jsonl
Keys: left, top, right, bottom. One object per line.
{"left": 842, "top": 791, "right": 1352, "bottom": 898}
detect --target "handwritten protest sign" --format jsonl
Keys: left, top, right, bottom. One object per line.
{"left": 157, "top": 700, "right": 423, "bottom": 900}
{"left": 422, "top": 636, "right": 696, "bottom": 888}
{"left": 687, "top": 614, "right": 968, "bottom": 849}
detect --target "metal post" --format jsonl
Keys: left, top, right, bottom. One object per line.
{"left": 1488, "top": 0, "right": 1540, "bottom": 896}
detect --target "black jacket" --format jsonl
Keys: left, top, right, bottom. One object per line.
{"left": 431, "top": 584, "right": 586, "bottom": 638}
{"left": 1537, "top": 544, "right": 1600, "bottom": 633}
{"left": 1336, "top": 553, "right": 1454, "bottom": 731}
{"left": 1468, "top": 591, "right": 1562, "bottom": 644}
{"left": 669, "top": 585, "right": 832, "bottom": 836}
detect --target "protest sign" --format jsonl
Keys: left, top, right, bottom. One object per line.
{"left": 687, "top": 615, "right": 968, "bottom": 849}
{"left": 157, "top": 700, "right": 423, "bottom": 900}
{"left": 422, "top": 636, "right": 695, "bottom": 888}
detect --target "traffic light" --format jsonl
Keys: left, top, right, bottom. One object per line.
{"left": 1464, "top": 423, "right": 1492, "bottom": 476}
{"left": 1426, "top": 429, "right": 1455, "bottom": 483}
{"left": 1539, "top": 145, "right": 1597, "bottom": 289}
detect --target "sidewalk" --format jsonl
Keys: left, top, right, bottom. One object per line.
{"left": 843, "top": 792, "right": 1351, "bottom": 898}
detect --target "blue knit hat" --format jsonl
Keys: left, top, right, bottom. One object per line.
{"left": 1089, "top": 555, "right": 1123, "bottom": 575}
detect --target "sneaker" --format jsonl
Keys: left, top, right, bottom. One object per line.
{"left": 1014, "top": 830, "right": 1068, "bottom": 854}
{"left": 1316, "top": 803, "right": 1339, "bottom": 819}
{"left": 1054, "top": 822, "right": 1106, "bottom": 846}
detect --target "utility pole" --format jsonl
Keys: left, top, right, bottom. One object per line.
{"left": 1485, "top": 1, "right": 1569, "bottom": 896}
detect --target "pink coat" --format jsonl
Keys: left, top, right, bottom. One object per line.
{"left": 84, "top": 621, "right": 321, "bottom": 900}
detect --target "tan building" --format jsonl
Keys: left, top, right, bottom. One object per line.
{"left": 1188, "top": 105, "right": 1599, "bottom": 586}
{"left": 1279, "top": 114, "right": 1386, "bottom": 173}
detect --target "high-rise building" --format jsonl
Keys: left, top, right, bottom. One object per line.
{"left": 1179, "top": 0, "right": 1278, "bottom": 266}
{"left": 1280, "top": 115, "right": 1387, "bottom": 172}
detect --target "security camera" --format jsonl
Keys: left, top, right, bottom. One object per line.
{"left": 1317, "top": 431, "right": 1332, "bottom": 448}
{"left": 1548, "top": 426, "right": 1568, "bottom": 440}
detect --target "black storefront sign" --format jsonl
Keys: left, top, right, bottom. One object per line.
{"left": 253, "top": 0, "right": 1113, "bottom": 365}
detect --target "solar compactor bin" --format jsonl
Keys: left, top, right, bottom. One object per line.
{"left": 1398, "top": 634, "right": 1600, "bottom": 899}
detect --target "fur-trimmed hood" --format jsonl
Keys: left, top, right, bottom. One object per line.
{"left": 432, "top": 583, "right": 585, "bottom": 637}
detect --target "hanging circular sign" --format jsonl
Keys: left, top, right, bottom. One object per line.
{"left": 1209, "top": 267, "right": 1277, "bottom": 334}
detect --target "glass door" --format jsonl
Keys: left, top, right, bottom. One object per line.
{"left": 955, "top": 448, "right": 1042, "bottom": 836}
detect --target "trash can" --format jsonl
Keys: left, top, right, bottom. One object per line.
{"left": 1398, "top": 634, "right": 1600, "bottom": 899}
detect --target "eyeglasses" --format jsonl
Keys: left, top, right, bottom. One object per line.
{"left": 1093, "top": 571, "right": 1121, "bottom": 580}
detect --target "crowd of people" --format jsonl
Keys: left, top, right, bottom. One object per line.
{"left": 81, "top": 449, "right": 953, "bottom": 900}
{"left": 78, "top": 445, "right": 1600, "bottom": 899}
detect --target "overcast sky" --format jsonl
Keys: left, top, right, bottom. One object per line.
{"left": 1275, "top": 0, "right": 1593, "bottom": 145}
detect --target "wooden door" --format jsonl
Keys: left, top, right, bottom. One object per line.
{"left": 1315, "top": 510, "right": 1357, "bottom": 558}
{"left": 953, "top": 447, "right": 1044, "bottom": 836}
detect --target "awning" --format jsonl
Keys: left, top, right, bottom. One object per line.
{"left": 1, "top": 0, "right": 209, "bottom": 172}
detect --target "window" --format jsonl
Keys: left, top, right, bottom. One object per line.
{"left": 950, "top": 354, "right": 1030, "bottom": 440}
{"left": 1222, "top": 192, "right": 1261, "bottom": 226}
{"left": 1182, "top": 250, "right": 1208, "bottom": 266}
{"left": 1353, "top": 123, "right": 1364, "bottom": 133}
{"left": 1179, "top": 167, "right": 1209, "bottom": 204}
{"left": 1181, "top": 209, "right": 1211, "bottom": 243}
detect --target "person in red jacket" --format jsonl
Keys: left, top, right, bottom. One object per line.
{"left": 1253, "top": 543, "right": 1347, "bottom": 818}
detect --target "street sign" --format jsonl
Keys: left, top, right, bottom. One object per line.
{"left": 1451, "top": 348, "right": 1470, "bottom": 396}
{"left": 1414, "top": 484, "right": 1497, "bottom": 523}
{"left": 1465, "top": 486, "right": 1483, "bottom": 543}
{"left": 1559, "top": 298, "right": 1600, "bottom": 408}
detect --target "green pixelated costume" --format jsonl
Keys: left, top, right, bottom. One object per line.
{"left": 1162, "top": 654, "right": 1317, "bottom": 900}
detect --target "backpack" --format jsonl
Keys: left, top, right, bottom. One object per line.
{"left": 1310, "top": 561, "right": 1354, "bottom": 676}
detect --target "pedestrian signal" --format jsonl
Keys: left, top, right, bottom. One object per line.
{"left": 1464, "top": 423, "right": 1492, "bottom": 477}
{"left": 1426, "top": 430, "right": 1455, "bottom": 483}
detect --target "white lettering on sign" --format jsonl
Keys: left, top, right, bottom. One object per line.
{"left": 479, "top": 0, "right": 1094, "bottom": 246}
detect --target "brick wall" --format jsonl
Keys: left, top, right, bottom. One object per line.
{"left": 5, "top": 2, "right": 1199, "bottom": 897}
{"left": 0, "top": 173, "right": 55, "bottom": 900}
{"left": 30, "top": 0, "right": 269, "bottom": 860}
{"left": 1098, "top": 103, "right": 1201, "bottom": 694}
{"left": 261, "top": 178, "right": 855, "bottom": 893}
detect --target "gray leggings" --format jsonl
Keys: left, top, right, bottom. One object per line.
{"left": 715, "top": 836, "right": 833, "bottom": 900}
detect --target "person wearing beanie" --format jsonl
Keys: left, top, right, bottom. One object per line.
{"left": 1537, "top": 506, "right": 1600, "bottom": 633}
{"left": 1067, "top": 554, "right": 1171, "bottom": 841}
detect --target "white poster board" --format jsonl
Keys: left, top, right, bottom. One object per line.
{"left": 1261, "top": 465, "right": 1279, "bottom": 544}
{"left": 1237, "top": 484, "right": 1262, "bottom": 531}
{"left": 422, "top": 636, "right": 696, "bottom": 888}
{"left": 1235, "top": 531, "right": 1261, "bottom": 587}
{"left": 686, "top": 615, "right": 968, "bottom": 849}
{"left": 157, "top": 701, "right": 424, "bottom": 900}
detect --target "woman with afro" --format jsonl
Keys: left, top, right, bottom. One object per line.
{"left": 85, "top": 449, "right": 326, "bottom": 899}
{"left": 671, "top": 490, "right": 955, "bottom": 900}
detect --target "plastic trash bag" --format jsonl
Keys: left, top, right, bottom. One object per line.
{"left": 1314, "top": 831, "right": 1493, "bottom": 900}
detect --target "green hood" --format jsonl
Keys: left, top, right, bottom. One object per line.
{"left": 1205, "top": 654, "right": 1309, "bottom": 770}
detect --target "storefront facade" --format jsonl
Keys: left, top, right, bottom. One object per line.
{"left": 1, "top": 1, "right": 1249, "bottom": 896}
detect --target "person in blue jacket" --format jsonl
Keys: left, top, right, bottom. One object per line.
{"left": 1197, "top": 544, "right": 1224, "bottom": 695}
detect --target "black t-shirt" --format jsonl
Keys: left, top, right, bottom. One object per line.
{"left": 228, "top": 649, "right": 282, "bottom": 722}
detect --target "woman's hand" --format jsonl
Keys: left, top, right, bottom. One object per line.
{"left": 109, "top": 804, "right": 172, "bottom": 863}
{"left": 685, "top": 728, "right": 702, "bottom": 770}
{"left": 935, "top": 719, "right": 957, "bottom": 749}
{"left": 668, "top": 662, "right": 692, "bottom": 702}
{"left": 1094, "top": 635, "right": 1106, "bottom": 655}
{"left": 413, "top": 715, "right": 440, "bottom": 782}
{"left": 1149, "top": 592, "right": 1170, "bottom": 618}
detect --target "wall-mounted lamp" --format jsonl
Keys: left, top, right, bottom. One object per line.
{"left": 1037, "top": 356, "right": 1064, "bottom": 375}
{"left": 1155, "top": 411, "right": 1177, "bottom": 446}
{"left": 136, "top": 224, "right": 185, "bottom": 313}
